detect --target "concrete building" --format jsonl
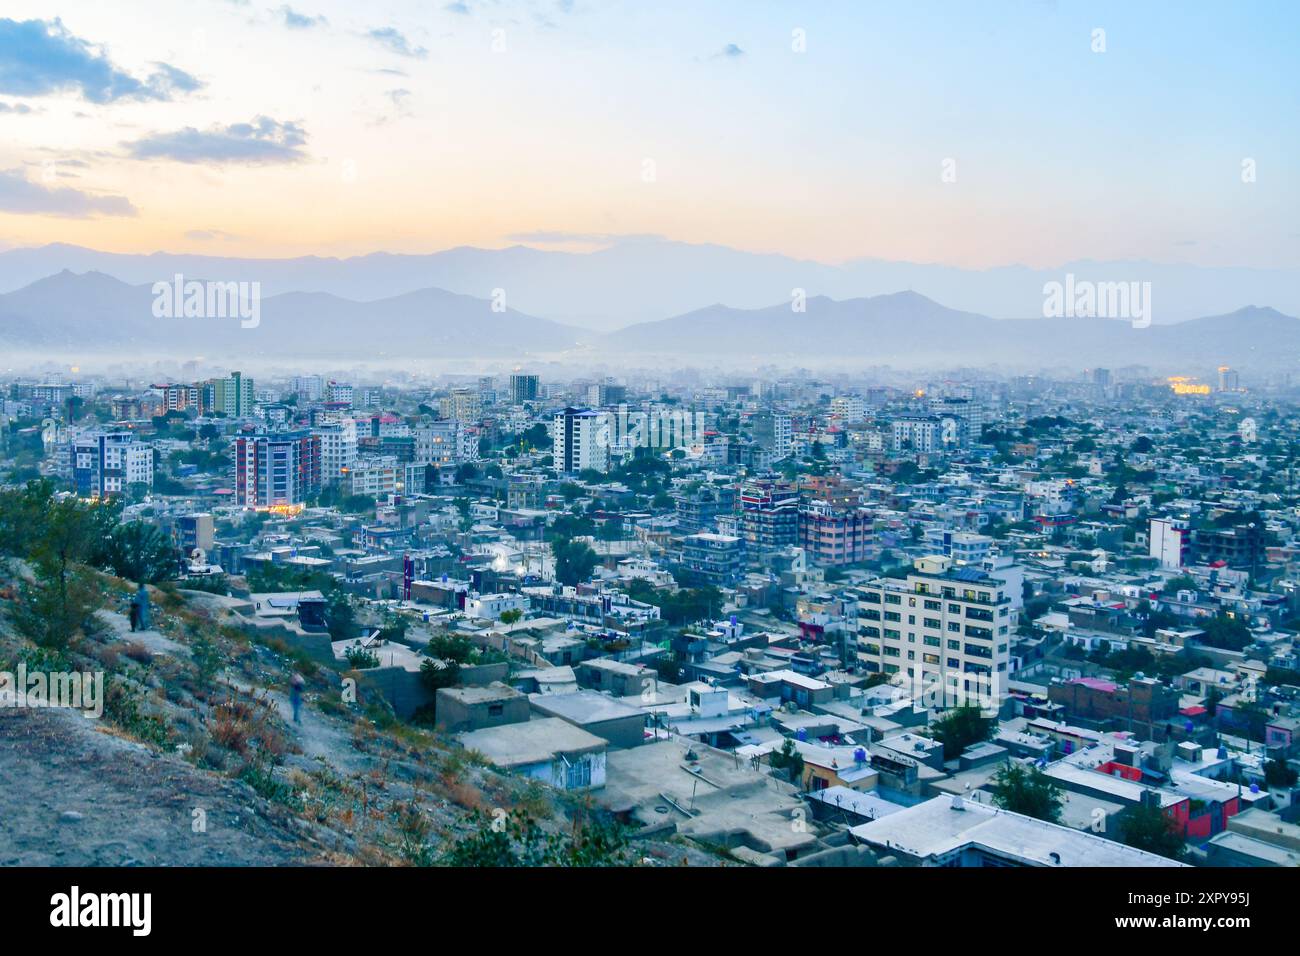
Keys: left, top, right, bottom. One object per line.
{"left": 529, "top": 690, "right": 647, "bottom": 748}
{"left": 457, "top": 717, "right": 608, "bottom": 790}
{"left": 856, "top": 555, "right": 1013, "bottom": 698}
{"left": 798, "top": 501, "right": 875, "bottom": 566}
{"left": 234, "top": 430, "right": 322, "bottom": 510}
{"left": 740, "top": 480, "right": 800, "bottom": 551}
{"left": 70, "top": 431, "right": 153, "bottom": 498}
{"left": 1149, "top": 516, "right": 1191, "bottom": 570}
{"left": 553, "top": 407, "right": 609, "bottom": 474}
{"left": 348, "top": 455, "right": 400, "bottom": 497}
{"left": 314, "top": 420, "right": 356, "bottom": 484}
{"left": 435, "top": 683, "right": 531, "bottom": 733}
{"left": 678, "top": 532, "right": 744, "bottom": 587}
{"left": 509, "top": 373, "right": 539, "bottom": 404}
{"left": 851, "top": 794, "right": 1185, "bottom": 867}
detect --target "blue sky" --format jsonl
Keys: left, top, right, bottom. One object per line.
{"left": 0, "top": 0, "right": 1294, "bottom": 268}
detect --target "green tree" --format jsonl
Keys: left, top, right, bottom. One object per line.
{"left": 929, "top": 704, "right": 994, "bottom": 760}
{"left": 1117, "top": 802, "right": 1186, "bottom": 861}
{"left": 768, "top": 738, "right": 805, "bottom": 786}
{"left": 9, "top": 564, "right": 103, "bottom": 650}
{"left": 1264, "top": 759, "right": 1298, "bottom": 789}
{"left": 325, "top": 591, "right": 356, "bottom": 641}
{"left": 989, "top": 761, "right": 1065, "bottom": 822}
{"left": 103, "top": 521, "right": 177, "bottom": 583}
{"left": 553, "top": 538, "right": 598, "bottom": 587}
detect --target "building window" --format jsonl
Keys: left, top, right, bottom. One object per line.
{"left": 564, "top": 757, "right": 592, "bottom": 790}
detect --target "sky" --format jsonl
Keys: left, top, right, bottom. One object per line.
{"left": 0, "top": 0, "right": 1296, "bottom": 269}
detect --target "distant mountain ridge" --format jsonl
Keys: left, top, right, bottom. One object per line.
{"left": 0, "top": 270, "right": 590, "bottom": 360}
{"left": 0, "top": 270, "right": 1295, "bottom": 373}
{"left": 0, "top": 240, "right": 1296, "bottom": 331}
{"left": 600, "top": 292, "right": 1300, "bottom": 372}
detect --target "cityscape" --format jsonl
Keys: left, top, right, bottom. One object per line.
{"left": 0, "top": 0, "right": 1295, "bottom": 929}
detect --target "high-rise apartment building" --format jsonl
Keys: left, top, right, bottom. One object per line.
{"left": 553, "top": 407, "right": 609, "bottom": 474}
{"left": 234, "top": 430, "right": 321, "bottom": 510}
{"left": 314, "top": 420, "right": 357, "bottom": 484}
{"left": 202, "top": 371, "right": 254, "bottom": 417}
{"left": 509, "top": 373, "right": 539, "bottom": 404}
{"left": 855, "top": 555, "right": 1013, "bottom": 698}
{"left": 1149, "top": 516, "right": 1190, "bottom": 570}
{"left": 70, "top": 431, "right": 154, "bottom": 498}
{"left": 740, "top": 479, "right": 799, "bottom": 550}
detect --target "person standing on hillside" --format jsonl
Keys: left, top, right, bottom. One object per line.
{"left": 290, "top": 672, "right": 305, "bottom": 724}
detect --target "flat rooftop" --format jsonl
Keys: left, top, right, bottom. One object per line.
{"left": 530, "top": 690, "right": 645, "bottom": 725}
{"left": 598, "top": 738, "right": 816, "bottom": 854}
{"left": 458, "top": 717, "right": 607, "bottom": 768}
{"left": 852, "top": 795, "right": 1185, "bottom": 867}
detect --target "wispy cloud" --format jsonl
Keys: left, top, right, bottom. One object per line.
{"left": 0, "top": 100, "right": 34, "bottom": 114}
{"left": 0, "top": 18, "right": 202, "bottom": 103}
{"left": 366, "top": 27, "right": 428, "bottom": 59}
{"left": 715, "top": 43, "right": 745, "bottom": 58}
{"left": 127, "top": 116, "right": 308, "bottom": 166}
{"left": 185, "top": 228, "right": 241, "bottom": 241}
{"left": 506, "top": 230, "right": 665, "bottom": 245}
{"left": 0, "top": 168, "right": 136, "bottom": 218}
{"left": 444, "top": 2, "right": 471, "bottom": 14}
{"left": 276, "top": 5, "right": 327, "bottom": 30}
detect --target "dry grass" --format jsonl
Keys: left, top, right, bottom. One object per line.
{"left": 208, "top": 692, "right": 289, "bottom": 757}
{"left": 122, "top": 641, "right": 153, "bottom": 665}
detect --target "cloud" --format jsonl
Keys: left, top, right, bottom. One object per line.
{"left": 0, "top": 100, "right": 33, "bottom": 114}
{"left": 0, "top": 167, "right": 136, "bottom": 218}
{"left": 506, "top": 230, "right": 665, "bottom": 245}
{"left": 127, "top": 116, "right": 308, "bottom": 166}
{"left": 277, "top": 6, "right": 328, "bottom": 30}
{"left": 717, "top": 43, "right": 745, "bottom": 58}
{"left": 0, "top": 18, "right": 202, "bottom": 103}
{"left": 444, "top": 2, "right": 471, "bottom": 14}
{"left": 367, "top": 27, "right": 428, "bottom": 59}
{"left": 185, "top": 228, "right": 241, "bottom": 241}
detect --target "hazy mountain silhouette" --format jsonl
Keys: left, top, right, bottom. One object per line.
{"left": 1, "top": 240, "right": 1296, "bottom": 330}
{"left": 0, "top": 271, "right": 590, "bottom": 360}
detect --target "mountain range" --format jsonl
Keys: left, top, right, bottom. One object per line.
{"left": 1, "top": 240, "right": 1297, "bottom": 331}
{"left": 1, "top": 269, "right": 1297, "bottom": 374}
{"left": 0, "top": 271, "right": 589, "bottom": 362}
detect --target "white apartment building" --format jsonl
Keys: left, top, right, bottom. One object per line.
{"left": 326, "top": 381, "right": 354, "bottom": 406}
{"left": 69, "top": 431, "right": 154, "bottom": 498}
{"left": 891, "top": 417, "right": 942, "bottom": 453}
{"left": 1149, "top": 516, "right": 1191, "bottom": 570}
{"left": 349, "top": 455, "right": 400, "bottom": 497}
{"left": 440, "top": 388, "right": 481, "bottom": 422}
{"left": 415, "top": 420, "right": 478, "bottom": 464}
{"left": 855, "top": 555, "right": 1013, "bottom": 703}
{"left": 292, "top": 375, "right": 325, "bottom": 401}
{"left": 830, "top": 396, "right": 867, "bottom": 423}
{"left": 314, "top": 420, "right": 357, "bottom": 484}
{"left": 553, "top": 407, "right": 609, "bottom": 474}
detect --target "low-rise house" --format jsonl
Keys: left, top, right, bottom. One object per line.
{"left": 458, "top": 717, "right": 608, "bottom": 790}
{"left": 436, "top": 682, "right": 531, "bottom": 733}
